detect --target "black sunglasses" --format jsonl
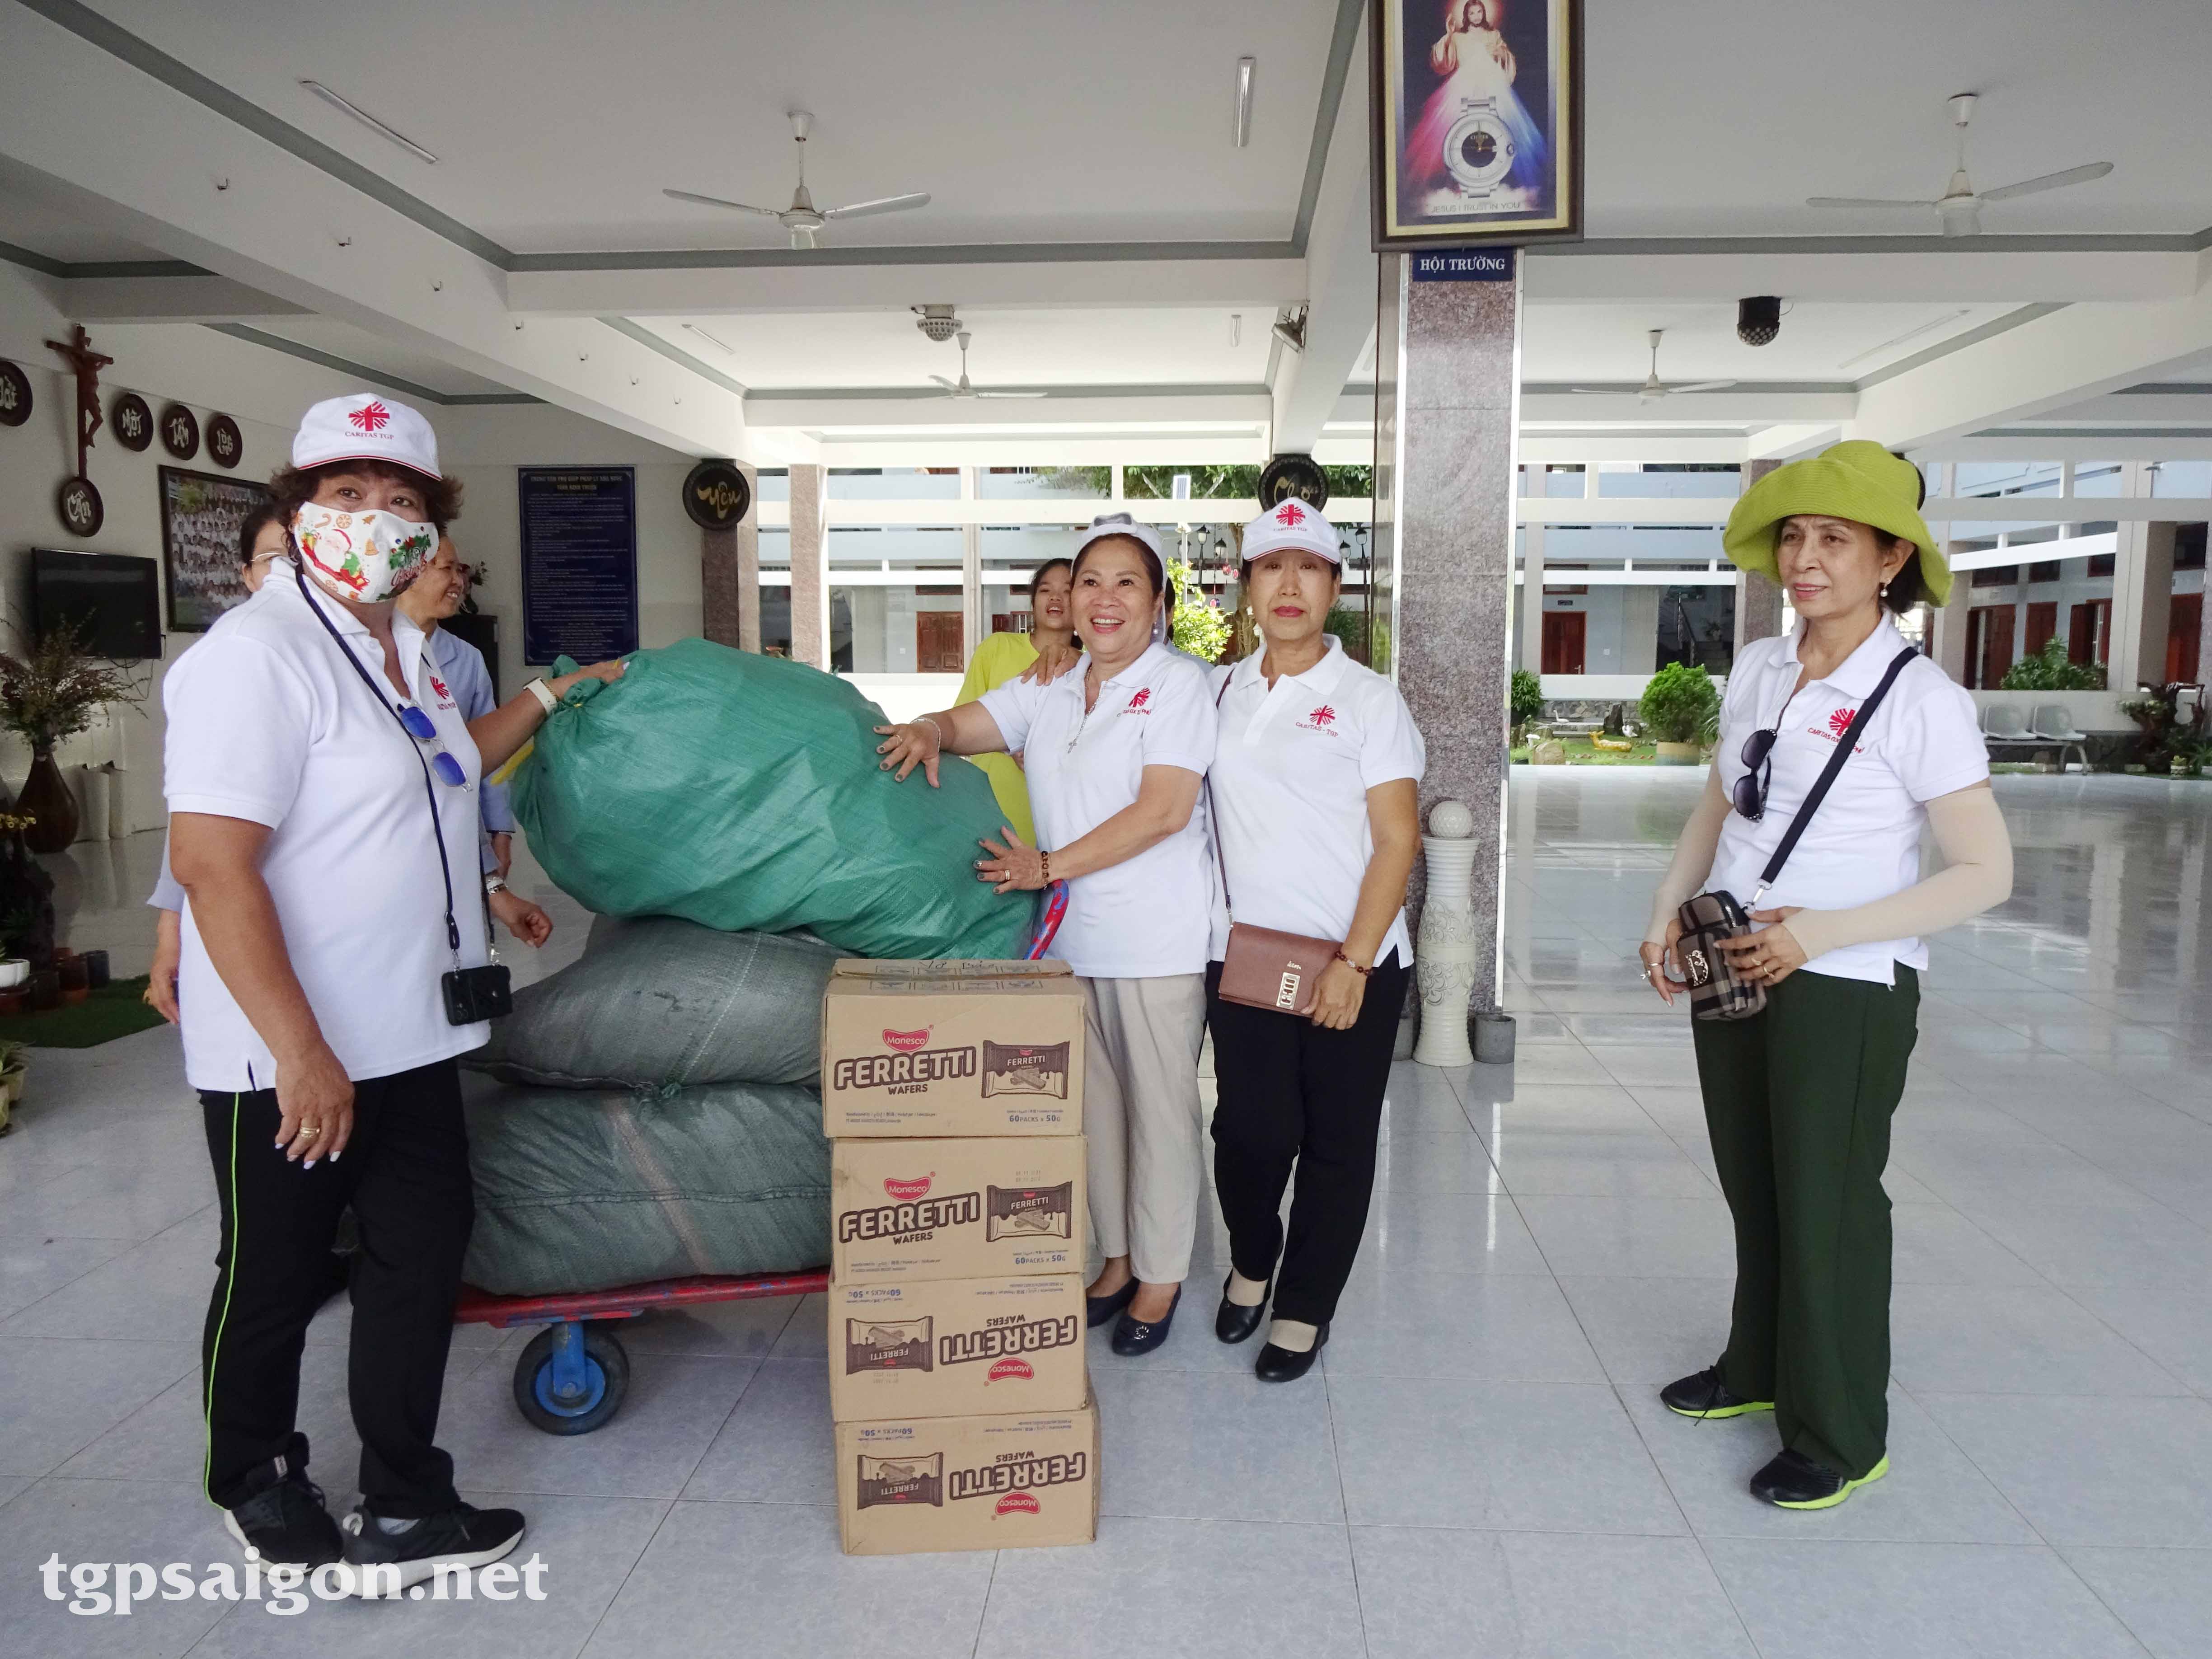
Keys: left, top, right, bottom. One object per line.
{"left": 1734, "top": 728, "right": 1778, "bottom": 820}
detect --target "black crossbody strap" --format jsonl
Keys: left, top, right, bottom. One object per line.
{"left": 295, "top": 566, "right": 463, "bottom": 963}
{"left": 1205, "top": 674, "right": 1234, "bottom": 916}
{"left": 1755, "top": 647, "right": 1919, "bottom": 895}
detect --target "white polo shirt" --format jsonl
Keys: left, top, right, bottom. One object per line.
{"left": 1710, "top": 617, "right": 1988, "bottom": 986}
{"left": 979, "top": 642, "right": 1217, "bottom": 979}
{"left": 163, "top": 572, "right": 492, "bottom": 1091}
{"left": 1205, "top": 637, "right": 1425, "bottom": 967}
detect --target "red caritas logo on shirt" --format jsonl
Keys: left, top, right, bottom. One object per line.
{"left": 1303, "top": 703, "right": 1339, "bottom": 733}
{"left": 1123, "top": 688, "right": 1153, "bottom": 714}
{"left": 427, "top": 673, "right": 456, "bottom": 709}
{"left": 1828, "top": 707, "right": 1856, "bottom": 737}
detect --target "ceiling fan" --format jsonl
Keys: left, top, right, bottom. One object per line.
{"left": 663, "top": 110, "right": 929, "bottom": 249}
{"left": 1573, "top": 330, "right": 1735, "bottom": 400}
{"left": 1807, "top": 93, "right": 2113, "bottom": 238}
{"left": 931, "top": 331, "right": 1044, "bottom": 400}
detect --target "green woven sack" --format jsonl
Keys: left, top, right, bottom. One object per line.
{"left": 510, "top": 638, "right": 1031, "bottom": 961}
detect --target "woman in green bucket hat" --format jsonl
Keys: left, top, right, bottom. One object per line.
{"left": 1636, "top": 441, "right": 2014, "bottom": 1509}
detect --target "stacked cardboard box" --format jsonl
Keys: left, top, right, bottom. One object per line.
{"left": 821, "top": 959, "right": 1098, "bottom": 1556}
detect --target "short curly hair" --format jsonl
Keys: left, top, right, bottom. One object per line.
{"left": 265, "top": 459, "right": 463, "bottom": 533}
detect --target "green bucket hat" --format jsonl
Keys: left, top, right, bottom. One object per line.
{"left": 1722, "top": 440, "right": 1949, "bottom": 607}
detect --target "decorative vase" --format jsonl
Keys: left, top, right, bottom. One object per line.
{"left": 18, "top": 751, "right": 79, "bottom": 853}
{"left": 1414, "top": 799, "right": 1479, "bottom": 1069}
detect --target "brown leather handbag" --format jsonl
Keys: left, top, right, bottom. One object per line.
{"left": 1205, "top": 679, "right": 1343, "bottom": 1016}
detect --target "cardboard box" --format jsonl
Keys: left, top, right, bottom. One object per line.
{"left": 830, "top": 1274, "right": 1087, "bottom": 1422}
{"left": 836, "top": 1397, "right": 1099, "bottom": 1556}
{"left": 831, "top": 1136, "right": 1086, "bottom": 1284}
{"left": 821, "top": 959, "right": 1085, "bottom": 1138}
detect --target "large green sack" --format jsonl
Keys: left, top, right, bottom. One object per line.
{"left": 467, "top": 917, "right": 840, "bottom": 1090}
{"left": 462, "top": 1077, "right": 830, "bottom": 1296}
{"left": 511, "top": 639, "right": 1030, "bottom": 961}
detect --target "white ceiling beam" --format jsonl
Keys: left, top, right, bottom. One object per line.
{"left": 0, "top": 3, "right": 745, "bottom": 458}
{"left": 1520, "top": 391, "right": 1856, "bottom": 423}
{"left": 1269, "top": 9, "right": 1373, "bottom": 456}
{"left": 506, "top": 256, "right": 1308, "bottom": 318}
{"left": 743, "top": 389, "right": 1271, "bottom": 430}
{"left": 1523, "top": 249, "right": 2202, "bottom": 305}
{"left": 1855, "top": 253, "right": 2212, "bottom": 450}
{"left": 749, "top": 433, "right": 1270, "bottom": 469}
{"left": 1518, "top": 433, "right": 1750, "bottom": 464}
{"left": 58, "top": 272, "right": 310, "bottom": 323}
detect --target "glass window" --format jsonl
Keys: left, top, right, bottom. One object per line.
{"left": 755, "top": 469, "right": 789, "bottom": 503}
{"left": 2071, "top": 463, "right": 2127, "bottom": 498}
{"left": 1954, "top": 461, "right": 2062, "bottom": 498}
{"left": 827, "top": 467, "right": 962, "bottom": 501}
{"left": 1608, "top": 464, "right": 1741, "bottom": 498}
{"left": 978, "top": 466, "right": 1109, "bottom": 500}
{"left": 2151, "top": 460, "right": 2212, "bottom": 498}
{"left": 830, "top": 584, "right": 968, "bottom": 675}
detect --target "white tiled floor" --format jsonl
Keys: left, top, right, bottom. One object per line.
{"left": 4, "top": 769, "right": 2211, "bottom": 1657}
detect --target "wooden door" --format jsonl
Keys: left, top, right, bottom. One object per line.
{"left": 2024, "top": 601, "right": 2057, "bottom": 659}
{"left": 916, "top": 611, "right": 964, "bottom": 672}
{"left": 2069, "top": 598, "right": 2112, "bottom": 667}
{"left": 1968, "top": 605, "right": 2014, "bottom": 689}
{"left": 2169, "top": 592, "right": 2203, "bottom": 684}
{"left": 1540, "top": 610, "right": 1586, "bottom": 675}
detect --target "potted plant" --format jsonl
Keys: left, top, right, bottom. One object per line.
{"left": 1998, "top": 637, "right": 2108, "bottom": 692}
{"left": 0, "top": 812, "right": 55, "bottom": 979}
{"left": 1509, "top": 668, "right": 1543, "bottom": 747}
{"left": 0, "top": 626, "right": 143, "bottom": 853}
{"left": 1640, "top": 662, "right": 1720, "bottom": 765}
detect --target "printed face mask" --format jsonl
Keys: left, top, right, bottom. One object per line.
{"left": 292, "top": 501, "right": 439, "bottom": 603}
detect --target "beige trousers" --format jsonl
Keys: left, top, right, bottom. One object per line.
{"left": 1080, "top": 973, "right": 1208, "bottom": 1285}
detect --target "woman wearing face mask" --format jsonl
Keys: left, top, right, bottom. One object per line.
{"left": 872, "top": 516, "right": 1218, "bottom": 1355}
{"left": 164, "top": 395, "right": 622, "bottom": 1591}
{"left": 1204, "top": 501, "right": 1424, "bottom": 1382}
{"left": 1640, "top": 441, "right": 2011, "bottom": 1510}
{"left": 951, "top": 557, "right": 1075, "bottom": 845}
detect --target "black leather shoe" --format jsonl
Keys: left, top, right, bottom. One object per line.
{"left": 1086, "top": 1278, "right": 1138, "bottom": 1329}
{"left": 1254, "top": 1322, "right": 1328, "bottom": 1382}
{"left": 1215, "top": 1275, "right": 1270, "bottom": 1345}
{"left": 1111, "top": 1289, "right": 1181, "bottom": 1356}
{"left": 1750, "top": 1448, "right": 1889, "bottom": 1510}
{"left": 1660, "top": 1363, "right": 1774, "bottom": 1420}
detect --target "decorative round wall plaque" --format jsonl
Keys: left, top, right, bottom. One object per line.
{"left": 112, "top": 391, "right": 152, "bottom": 450}
{"left": 57, "top": 476, "right": 103, "bottom": 537}
{"left": 0, "top": 360, "right": 31, "bottom": 428}
{"left": 160, "top": 402, "right": 200, "bottom": 460}
{"left": 1258, "top": 454, "right": 1329, "bottom": 511}
{"left": 682, "top": 458, "right": 752, "bottom": 530}
{"left": 207, "top": 413, "right": 243, "bottom": 468}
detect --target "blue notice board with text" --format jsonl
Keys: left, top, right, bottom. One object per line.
{"left": 519, "top": 467, "right": 638, "bottom": 665}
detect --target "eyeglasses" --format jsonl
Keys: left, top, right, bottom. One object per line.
{"left": 1733, "top": 727, "right": 1777, "bottom": 820}
{"left": 397, "top": 702, "right": 468, "bottom": 788}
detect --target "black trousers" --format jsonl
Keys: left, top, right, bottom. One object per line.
{"left": 1692, "top": 967, "right": 1919, "bottom": 1480}
{"left": 200, "top": 1059, "right": 473, "bottom": 1517}
{"left": 1206, "top": 955, "right": 1409, "bottom": 1326}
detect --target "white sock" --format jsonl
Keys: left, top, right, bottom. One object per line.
{"left": 375, "top": 1515, "right": 421, "bottom": 1537}
{"left": 1266, "top": 1317, "right": 1318, "bottom": 1354}
{"left": 1225, "top": 1271, "right": 1268, "bottom": 1308}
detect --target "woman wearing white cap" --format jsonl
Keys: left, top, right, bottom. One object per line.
{"left": 874, "top": 515, "right": 1218, "bottom": 1355}
{"left": 1204, "top": 499, "right": 1424, "bottom": 1381}
{"left": 165, "top": 394, "right": 623, "bottom": 1590}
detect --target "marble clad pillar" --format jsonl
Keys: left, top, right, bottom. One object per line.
{"left": 1391, "top": 258, "right": 1518, "bottom": 1017}
{"left": 788, "top": 463, "right": 830, "bottom": 669}
{"left": 1734, "top": 457, "right": 1783, "bottom": 652}
{"left": 700, "top": 462, "right": 759, "bottom": 650}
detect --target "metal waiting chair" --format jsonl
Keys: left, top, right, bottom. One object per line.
{"left": 2028, "top": 703, "right": 2090, "bottom": 772}
{"left": 1979, "top": 703, "right": 2051, "bottom": 764}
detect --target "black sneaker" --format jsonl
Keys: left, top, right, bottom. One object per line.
{"left": 338, "top": 1501, "right": 526, "bottom": 1597}
{"left": 1751, "top": 1447, "right": 1890, "bottom": 1510}
{"left": 223, "top": 1460, "right": 343, "bottom": 1570}
{"left": 1659, "top": 1364, "right": 1774, "bottom": 1420}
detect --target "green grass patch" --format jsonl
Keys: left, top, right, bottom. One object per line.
{"left": 0, "top": 976, "right": 167, "bottom": 1048}
{"left": 1511, "top": 737, "right": 1668, "bottom": 767}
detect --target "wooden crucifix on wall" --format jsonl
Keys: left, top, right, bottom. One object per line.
{"left": 45, "top": 324, "right": 113, "bottom": 479}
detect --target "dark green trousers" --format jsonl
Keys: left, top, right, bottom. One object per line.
{"left": 1692, "top": 965, "right": 1919, "bottom": 1480}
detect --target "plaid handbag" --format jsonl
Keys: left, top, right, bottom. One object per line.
{"left": 1679, "top": 647, "right": 1918, "bottom": 1022}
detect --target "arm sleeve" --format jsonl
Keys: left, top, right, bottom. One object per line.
{"left": 1643, "top": 765, "right": 1731, "bottom": 945}
{"left": 1360, "top": 684, "right": 1427, "bottom": 789}
{"left": 1783, "top": 785, "right": 2013, "bottom": 961}
{"left": 163, "top": 636, "right": 310, "bottom": 828}
{"left": 977, "top": 675, "right": 1043, "bottom": 754}
{"left": 1139, "top": 663, "right": 1217, "bottom": 774}
{"left": 1886, "top": 675, "right": 1992, "bottom": 802}
{"left": 147, "top": 835, "right": 184, "bottom": 912}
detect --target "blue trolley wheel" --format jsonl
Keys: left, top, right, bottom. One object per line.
{"left": 513, "top": 1323, "right": 630, "bottom": 1435}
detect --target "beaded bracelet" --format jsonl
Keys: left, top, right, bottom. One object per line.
{"left": 1333, "top": 949, "right": 1373, "bottom": 978}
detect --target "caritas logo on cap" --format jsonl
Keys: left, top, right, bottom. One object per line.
{"left": 291, "top": 393, "right": 442, "bottom": 479}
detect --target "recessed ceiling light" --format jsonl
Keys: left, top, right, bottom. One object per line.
{"left": 300, "top": 80, "right": 438, "bottom": 164}
{"left": 1837, "top": 309, "right": 1971, "bottom": 371}
{"left": 1233, "top": 58, "right": 1256, "bottom": 147}
{"left": 684, "top": 323, "right": 738, "bottom": 356}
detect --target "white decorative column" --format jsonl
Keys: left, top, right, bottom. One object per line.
{"left": 1413, "top": 799, "right": 1478, "bottom": 1068}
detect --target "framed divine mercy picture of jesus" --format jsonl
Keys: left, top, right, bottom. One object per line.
{"left": 1372, "top": 0, "right": 1583, "bottom": 248}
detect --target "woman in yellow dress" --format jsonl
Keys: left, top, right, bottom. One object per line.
{"left": 953, "top": 557, "right": 1073, "bottom": 844}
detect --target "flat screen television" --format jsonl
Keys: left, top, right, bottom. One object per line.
{"left": 31, "top": 550, "right": 162, "bottom": 661}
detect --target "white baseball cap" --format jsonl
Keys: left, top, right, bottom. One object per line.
{"left": 1241, "top": 497, "right": 1340, "bottom": 564}
{"left": 1072, "top": 512, "right": 1164, "bottom": 565}
{"left": 291, "top": 393, "right": 442, "bottom": 479}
